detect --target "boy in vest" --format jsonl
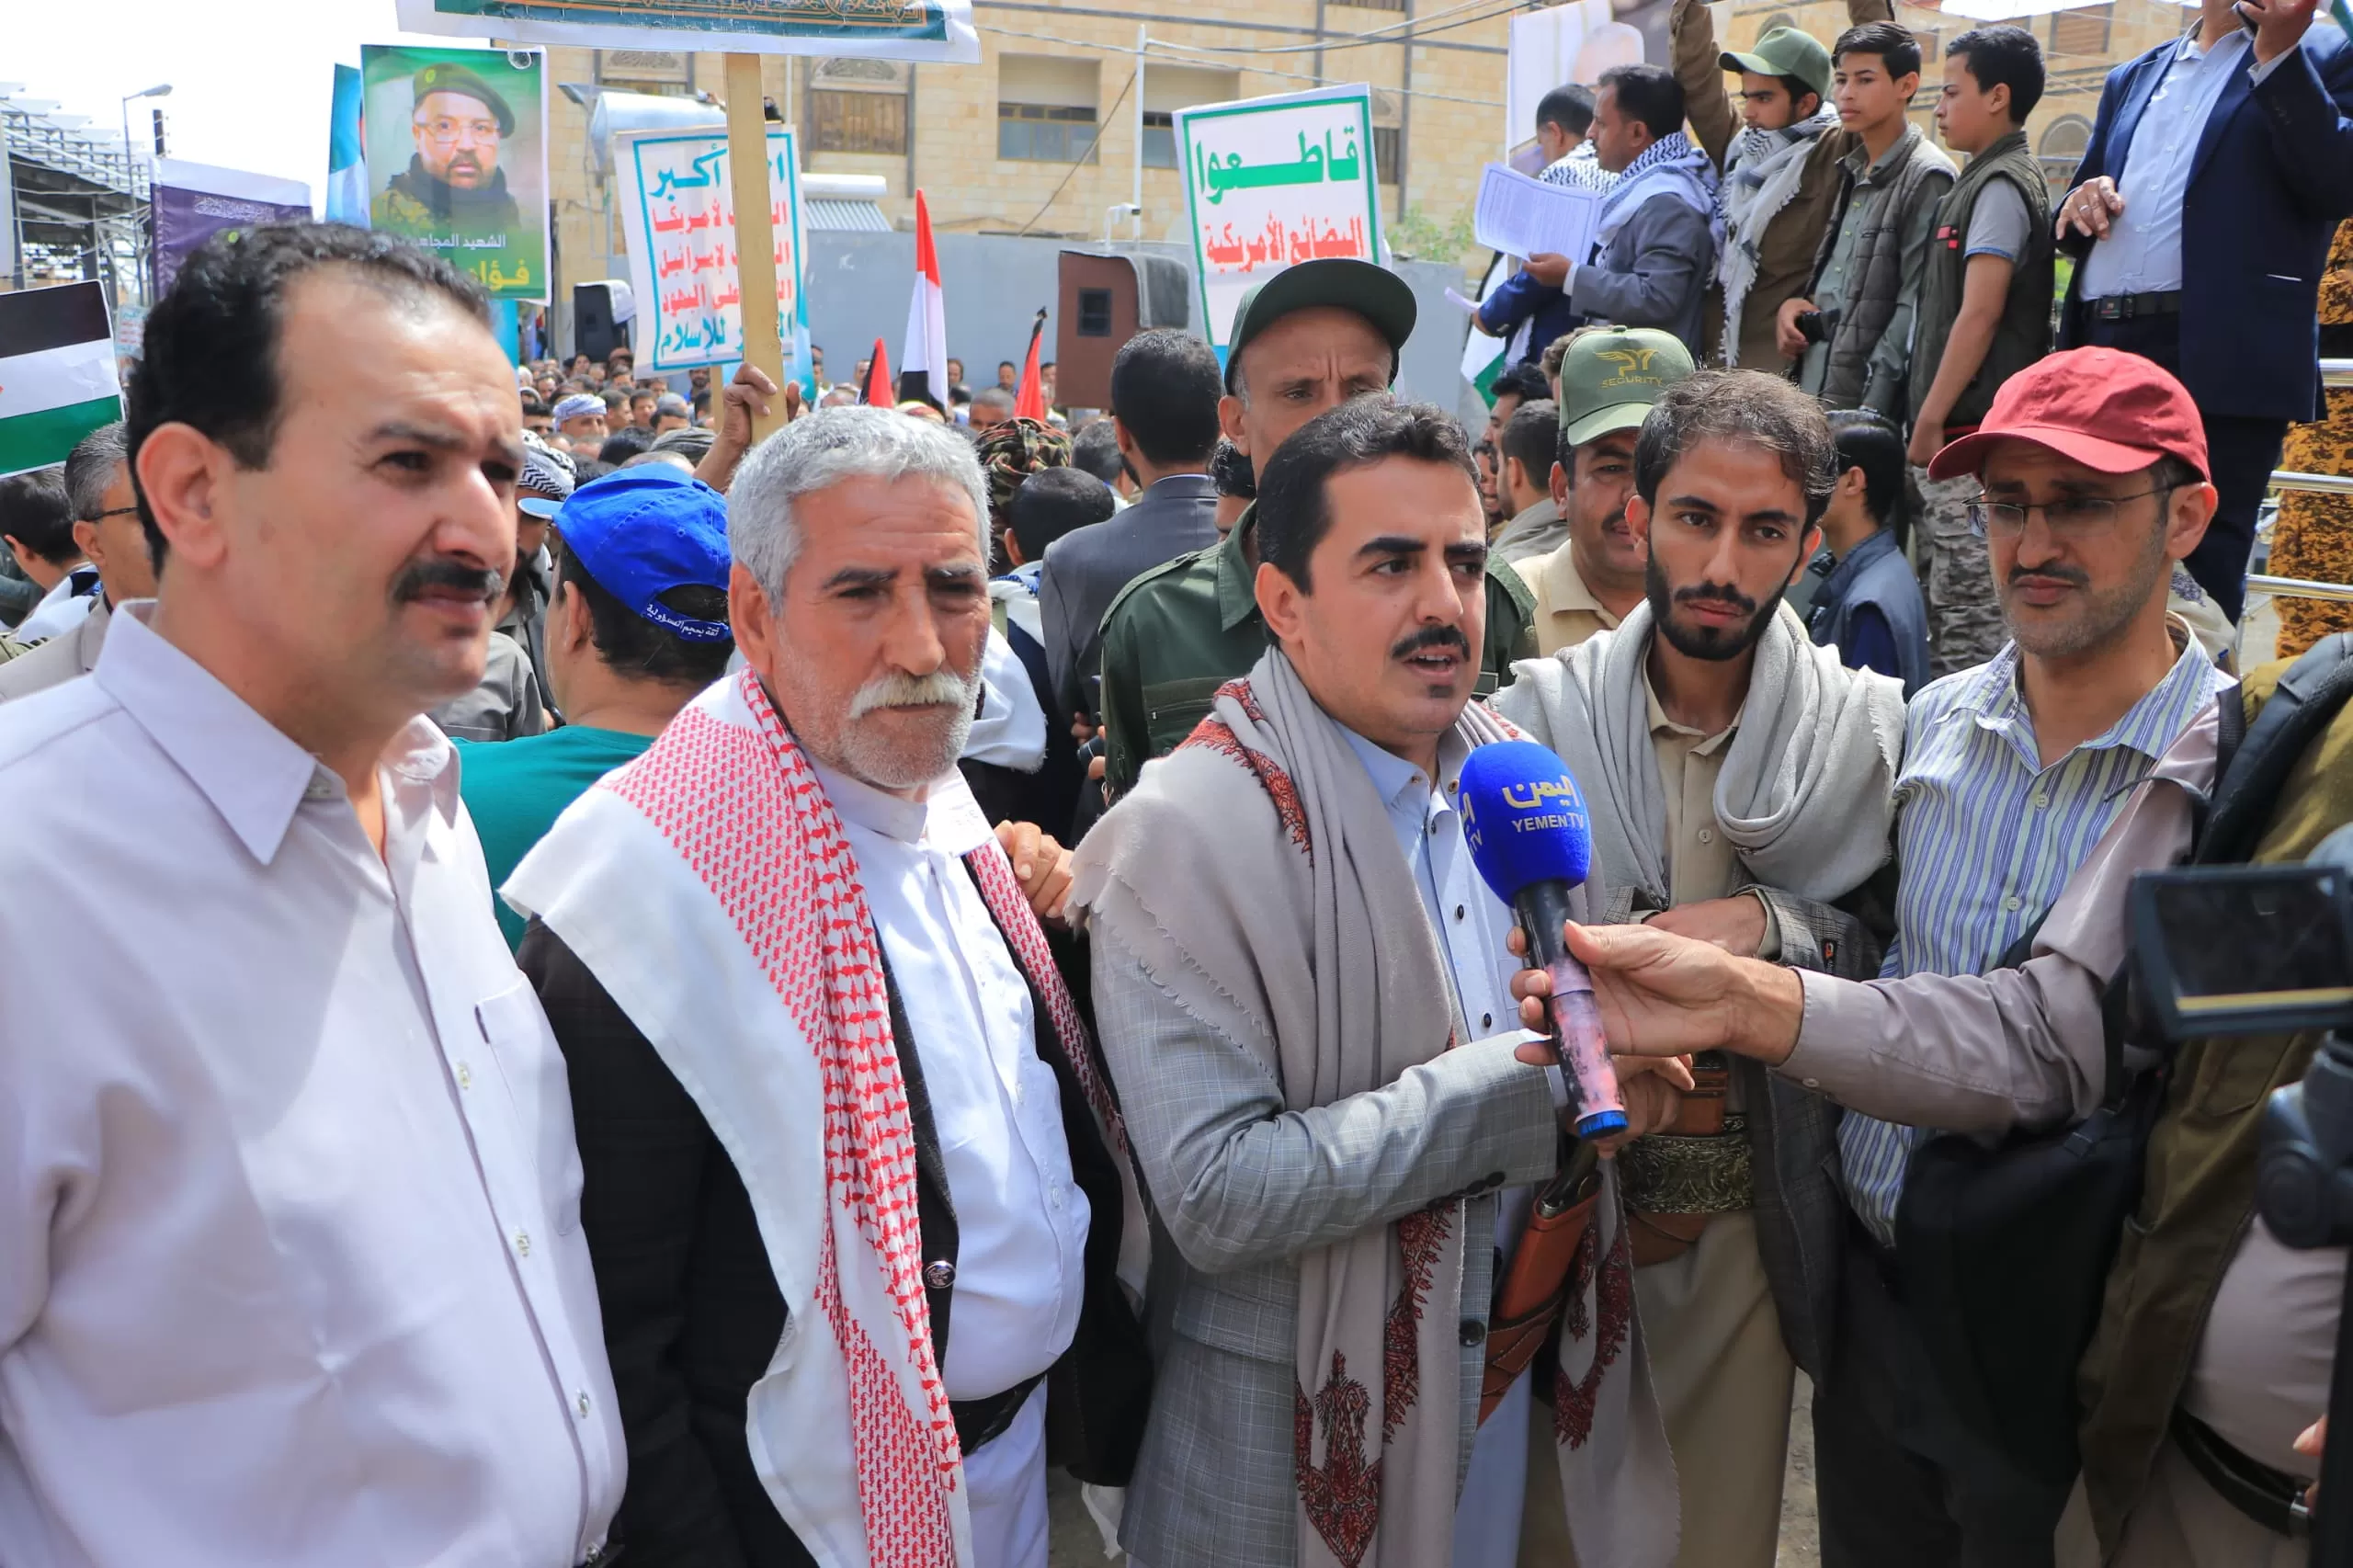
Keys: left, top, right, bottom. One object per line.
{"left": 1809, "top": 411, "right": 1931, "bottom": 696}
{"left": 1905, "top": 25, "right": 2053, "bottom": 679}
{"left": 1777, "top": 23, "right": 1957, "bottom": 416}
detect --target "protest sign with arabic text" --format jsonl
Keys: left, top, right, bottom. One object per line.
{"left": 614, "top": 126, "right": 805, "bottom": 373}
{"left": 1176, "top": 85, "right": 1383, "bottom": 356}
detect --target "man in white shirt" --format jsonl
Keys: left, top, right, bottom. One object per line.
{"left": 0, "top": 422, "right": 160, "bottom": 700}
{"left": 504, "top": 406, "right": 1147, "bottom": 1567}
{"left": 0, "top": 222, "right": 624, "bottom": 1567}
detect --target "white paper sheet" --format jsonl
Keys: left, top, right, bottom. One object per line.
{"left": 1472, "top": 162, "right": 1602, "bottom": 263}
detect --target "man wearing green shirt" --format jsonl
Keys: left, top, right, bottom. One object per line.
{"left": 459, "top": 464, "right": 735, "bottom": 947}
{"left": 1097, "top": 258, "right": 1538, "bottom": 799}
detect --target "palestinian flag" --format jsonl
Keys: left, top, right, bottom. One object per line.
{"left": 897, "top": 190, "right": 949, "bottom": 412}
{"left": 1013, "top": 308, "right": 1048, "bottom": 422}
{"left": 0, "top": 282, "right": 121, "bottom": 478}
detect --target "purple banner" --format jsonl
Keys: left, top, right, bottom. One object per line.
{"left": 153, "top": 173, "right": 312, "bottom": 297}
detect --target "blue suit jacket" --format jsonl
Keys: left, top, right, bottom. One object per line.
{"left": 2058, "top": 22, "right": 2353, "bottom": 423}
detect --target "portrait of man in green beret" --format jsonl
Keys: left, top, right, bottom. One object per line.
{"left": 374, "top": 61, "right": 521, "bottom": 237}
{"left": 362, "top": 46, "right": 548, "bottom": 301}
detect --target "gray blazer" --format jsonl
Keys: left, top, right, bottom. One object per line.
{"left": 1089, "top": 924, "right": 1563, "bottom": 1568}
{"left": 1567, "top": 194, "right": 1718, "bottom": 359}
{"left": 1039, "top": 472, "right": 1219, "bottom": 722}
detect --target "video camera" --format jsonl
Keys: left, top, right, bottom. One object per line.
{"left": 2130, "top": 823, "right": 2353, "bottom": 1566}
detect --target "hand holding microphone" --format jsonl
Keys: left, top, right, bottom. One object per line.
{"left": 1460, "top": 741, "right": 1634, "bottom": 1142}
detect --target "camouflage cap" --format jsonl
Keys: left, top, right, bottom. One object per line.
{"left": 973, "top": 416, "right": 1074, "bottom": 520}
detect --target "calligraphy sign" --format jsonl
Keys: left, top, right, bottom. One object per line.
{"left": 1175, "top": 85, "right": 1384, "bottom": 357}
{"left": 153, "top": 160, "right": 313, "bottom": 297}
{"left": 394, "top": 0, "right": 979, "bottom": 62}
{"left": 614, "top": 126, "right": 805, "bottom": 373}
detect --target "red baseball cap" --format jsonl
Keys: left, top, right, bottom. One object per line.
{"left": 1927, "top": 347, "right": 2210, "bottom": 483}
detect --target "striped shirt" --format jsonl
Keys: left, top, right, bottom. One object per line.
{"left": 1837, "top": 630, "right": 2232, "bottom": 1245}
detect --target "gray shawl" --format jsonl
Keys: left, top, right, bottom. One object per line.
{"left": 1070, "top": 648, "right": 1675, "bottom": 1568}
{"left": 1495, "top": 600, "right": 1905, "bottom": 905}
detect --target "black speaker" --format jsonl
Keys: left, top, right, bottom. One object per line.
{"left": 573, "top": 281, "right": 631, "bottom": 363}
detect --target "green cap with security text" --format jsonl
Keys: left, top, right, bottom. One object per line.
{"left": 1223, "top": 258, "right": 1416, "bottom": 393}
{"left": 1557, "top": 326, "right": 1694, "bottom": 449}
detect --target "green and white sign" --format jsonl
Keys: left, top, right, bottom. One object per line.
{"left": 1176, "top": 84, "right": 1384, "bottom": 356}
{"left": 394, "top": 0, "right": 978, "bottom": 62}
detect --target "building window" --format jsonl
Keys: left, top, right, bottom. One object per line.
{"left": 1000, "top": 103, "right": 1099, "bottom": 163}
{"left": 1372, "top": 127, "right": 1401, "bottom": 185}
{"left": 1142, "top": 110, "right": 1177, "bottom": 168}
{"left": 810, "top": 90, "right": 908, "bottom": 154}
{"left": 2050, "top": 4, "right": 2113, "bottom": 55}
{"left": 1140, "top": 64, "right": 1241, "bottom": 169}
{"left": 2038, "top": 114, "right": 2094, "bottom": 186}
{"left": 999, "top": 54, "right": 1100, "bottom": 164}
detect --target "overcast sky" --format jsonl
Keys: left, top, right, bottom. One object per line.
{"left": 9, "top": 0, "right": 458, "bottom": 209}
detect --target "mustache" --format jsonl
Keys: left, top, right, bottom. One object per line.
{"left": 847, "top": 668, "right": 973, "bottom": 718}
{"left": 1390, "top": 624, "right": 1471, "bottom": 661}
{"left": 2006, "top": 562, "right": 2091, "bottom": 591}
{"left": 1673, "top": 580, "right": 1756, "bottom": 615}
{"left": 392, "top": 558, "right": 504, "bottom": 607}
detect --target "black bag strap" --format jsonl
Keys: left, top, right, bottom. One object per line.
{"left": 2196, "top": 633, "right": 2353, "bottom": 866}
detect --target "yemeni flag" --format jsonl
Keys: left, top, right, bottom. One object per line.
{"left": 1013, "top": 308, "right": 1049, "bottom": 422}
{"left": 0, "top": 282, "right": 122, "bottom": 478}
{"left": 863, "top": 337, "right": 893, "bottom": 406}
{"left": 898, "top": 190, "right": 949, "bottom": 412}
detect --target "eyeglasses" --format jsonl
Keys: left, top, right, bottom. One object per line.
{"left": 90, "top": 506, "right": 140, "bottom": 521}
{"left": 1967, "top": 487, "right": 2174, "bottom": 540}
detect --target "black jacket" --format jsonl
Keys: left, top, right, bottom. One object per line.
{"left": 522, "top": 891, "right": 1148, "bottom": 1566}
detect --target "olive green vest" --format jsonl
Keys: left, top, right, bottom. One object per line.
{"left": 1907, "top": 130, "right": 2054, "bottom": 431}
{"left": 2075, "top": 655, "right": 2353, "bottom": 1553}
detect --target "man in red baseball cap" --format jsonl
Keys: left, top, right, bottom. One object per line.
{"left": 1803, "top": 345, "right": 2238, "bottom": 1562}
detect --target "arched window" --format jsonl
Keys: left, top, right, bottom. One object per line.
{"left": 2038, "top": 114, "right": 2093, "bottom": 186}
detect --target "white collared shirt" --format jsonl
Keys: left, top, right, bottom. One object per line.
{"left": 0, "top": 604, "right": 623, "bottom": 1568}
{"left": 10, "top": 567, "right": 97, "bottom": 646}
{"left": 804, "top": 754, "right": 1088, "bottom": 1403}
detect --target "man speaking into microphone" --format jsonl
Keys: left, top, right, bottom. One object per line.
{"left": 1071, "top": 398, "right": 1684, "bottom": 1568}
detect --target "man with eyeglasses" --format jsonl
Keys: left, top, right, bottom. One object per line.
{"left": 0, "top": 423, "right": 157, "bottom": 699}
{"left": 1812, "top": 346, "right": 2234, "bottom": 1563}
{"left": 375, "top": 61, "right": 523, "bottom": 241}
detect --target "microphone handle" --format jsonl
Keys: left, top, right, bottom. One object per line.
{"left": 1511, "top": 881, "right": 1628, "bottom": 1139}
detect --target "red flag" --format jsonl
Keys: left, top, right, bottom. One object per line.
{"left": 863, "top": 337, "right": 892, "bottom": 406}
{"left": 899, "top": 190, "right": 949, "bottom": 411}
{"left": 1013, "top": 309, "right": 1048, "bottom": 421}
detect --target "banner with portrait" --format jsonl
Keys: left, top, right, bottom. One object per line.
{"left": 392, "top": 0, "right": 978, "bottom": 63}
{"left": 613, "top": 125, "right": 806, "bottom": 373}
{"left": 153, "top": 160, "right": 313, "bottom": 298}
{"left": 359, "top": 43, "right": 551, "bottom": 301}
{"left": 1175, "top": 85, "right": 1384, "bottom": 358}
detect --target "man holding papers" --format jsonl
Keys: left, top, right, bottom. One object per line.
{"left": 1480, "top": 65, "right": 1721, "bottom": 358}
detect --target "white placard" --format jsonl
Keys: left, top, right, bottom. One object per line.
{"left": 1473, "top": 163, "right": 1602, "bottom": 263}
{"left": 612, "top": 126, "right": 805, "bottom": 372}
{"left": 1175, "top": 85, "right": 1384, "bottom": 356}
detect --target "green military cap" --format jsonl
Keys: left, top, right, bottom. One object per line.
{"left": 1558, "top": 326, "right": 1694, "bottom": 449}
{"left": 1224, "top": 258, "right": 1416, "bottom": 393}
{"left": 1721, "top": 27, "right": 1833, "bottom": 104}
{"left": 412, "top": 61, "right": 516, "bottom": 137}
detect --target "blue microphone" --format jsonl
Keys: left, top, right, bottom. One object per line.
{"left": 1460, "top": 740, "right": 1628, "bottom": 1140}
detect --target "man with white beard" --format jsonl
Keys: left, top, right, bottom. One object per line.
{"left": 505, "top": 407, "right": 1150, "bottom": 1566}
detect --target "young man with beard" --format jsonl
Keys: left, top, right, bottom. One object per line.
{"left": 1074, "top": 398, "right": 1684, "bottom": 1568}
{"left": 1497, "top": 369, "right": 1908, "bottom": 1568}
{"left": 506, "top": 407, "right": 1147, "bottom": 1567}
{"left": 1522, "top": 327, "right": 1694, "bottom": 654}
{"left": 1821, "top": 348, "right": 2232, "bottom": 1567}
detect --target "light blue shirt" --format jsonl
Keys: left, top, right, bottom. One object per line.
{"left": 1836, "top": 633, "right": 2232, "bottom": 1245}
{"left": 2076, "top": 28, "right": 2290, "bottom": 300}
{"left": 1336, "top": 723, "right": 1547, "bottom": 1568}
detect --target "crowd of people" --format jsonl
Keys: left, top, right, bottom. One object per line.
{"left": 0, "top": 4, "right": 2350, "bottom": 1568}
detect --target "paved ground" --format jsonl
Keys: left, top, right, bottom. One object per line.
{"left": 1045, "top": 1375, "right": 1824, "bottom": 1565}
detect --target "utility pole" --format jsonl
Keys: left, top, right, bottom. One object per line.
{"left": 1132, "top": 24, "right": 1146, "bottom": 241}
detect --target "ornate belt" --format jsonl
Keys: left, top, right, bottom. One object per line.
{"left": 1619, "top": 1113, "right": 1754, "bottom": 1215}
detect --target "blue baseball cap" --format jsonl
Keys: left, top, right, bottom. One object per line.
{"left": 554, "top": 465, "right": 733, "bottom": 642}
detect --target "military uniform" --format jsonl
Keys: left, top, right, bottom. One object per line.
{"left": 1097, "top": 505, "right": 1537, "bottom": 798}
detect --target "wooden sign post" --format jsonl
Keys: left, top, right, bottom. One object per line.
{"left": 723, "top": 53, "right": 787, "bottom": 446}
